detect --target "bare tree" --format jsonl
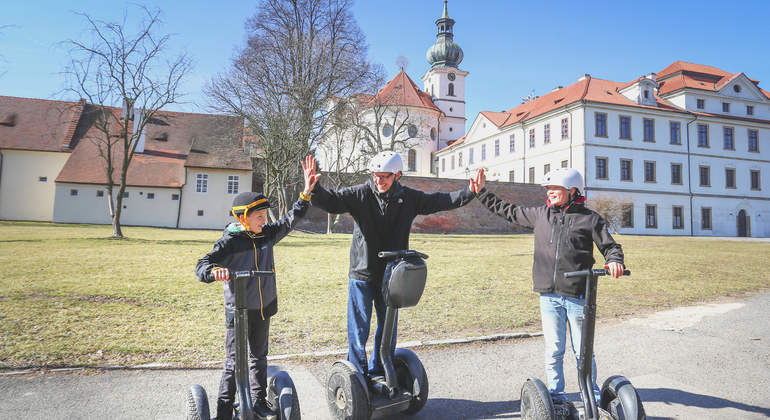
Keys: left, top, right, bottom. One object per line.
{"left": 205, "top": 0, "right": 384, "bottom": 219}
{"left": 587, "top": 193, "right": 636, "bottom": 234}
{"left": 60, "top": 5, "right": 193, "bottom": 237}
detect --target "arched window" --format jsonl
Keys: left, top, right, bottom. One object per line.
{"left": 448, "top": 83, "right": 454, "bottom": 96}
{"left": 408, "top": 150, "right": 416, "bottom": 172}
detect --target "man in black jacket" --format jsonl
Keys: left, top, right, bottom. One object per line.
{"left": 306, "top": 152, "right": 481, "bottom": 384}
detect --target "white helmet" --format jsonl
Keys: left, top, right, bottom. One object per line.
{"left": 368, "top": 151, "right": 403, "bottom": 174}
{"left": 541, "top": 168, "right": 584, "bottom": 195}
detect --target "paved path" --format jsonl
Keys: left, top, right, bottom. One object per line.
{"left": 2, "top": 291, "right": 769, "bottom": 419}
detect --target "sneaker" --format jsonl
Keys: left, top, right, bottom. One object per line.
{"left": 553, "top": 402, "right": 571, "bottom": 420}
{"left": 255, "top": 398, "right": 277, "bottom": 420}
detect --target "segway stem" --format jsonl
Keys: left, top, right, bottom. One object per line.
{"left": 231, "top": 270, "right": 275, "bottom": 420}
{"left": 378, "top": 306, "right": 400, "bottom": 399}
{"left": 564, "top": 268, "right": 630, "bottom": 420}
{"left": 578, "top": 271, "right": 599, "bottom": 420}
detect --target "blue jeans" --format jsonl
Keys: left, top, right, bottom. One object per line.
{"left": 347, "top": 278, "right": 398, "bottom": 377}
{"left": 540, "top": 293, "right": 600, "bottom": 405}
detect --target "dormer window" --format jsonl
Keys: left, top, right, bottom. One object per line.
{"left": 644, "top": 90, "right": 650, "bottom": 99}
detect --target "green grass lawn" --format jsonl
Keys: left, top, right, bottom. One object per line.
{"left": 1, "top": 221, "right": 768, "bottom": 369}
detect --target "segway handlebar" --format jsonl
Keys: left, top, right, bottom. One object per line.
{"left": 378, "top": 250, "right": 429, "bottom": 260}
{"left": 207, "top": 269, "right": 275, "bottom": 282}
{"left": 564, "top": 268, "right": 631, "bottom": 278}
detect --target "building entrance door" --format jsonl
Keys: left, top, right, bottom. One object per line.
{"left": 737, "top": 210, "right": 748, "bottom": 237}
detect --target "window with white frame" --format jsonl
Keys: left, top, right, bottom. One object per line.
{"left": 196, "top": 173, "right": 209, "bottom": 193}
{"left": 227, "top": 175, "right": 240, "bottom": 195}
{"left": 544, "top": 124, "right": 551, "bottom": 144}
{"left": 561, "top": 118, "right": 569, "bottom": 139}
{"left": 509, "top": 134, "right": 515, "bottom": 153}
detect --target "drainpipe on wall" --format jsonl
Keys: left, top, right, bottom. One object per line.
{"left": 175, "top": 167, "right": 186, "bottom": 229}
{"left": 686, "top": 113, "right": 698, "bottom": 236}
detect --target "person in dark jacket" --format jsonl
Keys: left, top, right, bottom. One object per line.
{"left": 474, "top": 167, "right": 624, "bottom": 420}
{"left": 195, "top": 161, "right": 320, "bottom": 420}
{"left": 306, "top": 152, "right": 480, "bottom": 386}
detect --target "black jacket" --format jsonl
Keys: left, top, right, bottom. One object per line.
{"left": 195, "top": 198, "right": 310, "bottom": 320}
{"left": 312, "top": 178, "right": 476, "bottom": 283}
{"left": 477, "top": 188, "right": 623, "bottom": 298}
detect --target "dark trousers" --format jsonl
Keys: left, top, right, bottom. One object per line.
{"left": 218, "top": 309, "right": 270, "bottom": 407}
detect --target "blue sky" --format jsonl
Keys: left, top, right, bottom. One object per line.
{"left": 3, "top": 0, "right": 770, "bottom": 127}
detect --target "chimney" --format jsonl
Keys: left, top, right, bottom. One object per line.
{"left": 578, "top": 74, "right": 591, "bottom": 81}
{"left": 646, "top": 72, "right": 657, "bottom": 82}
{"left": 133, "top": 108, "right": 147, "bottom": 154}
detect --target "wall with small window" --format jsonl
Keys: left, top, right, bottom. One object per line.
{"left": 179, "top": 168, "right": 253, "bottom": 229}
{"left": 53, "top": 184, "right": 180, "bottom": 227}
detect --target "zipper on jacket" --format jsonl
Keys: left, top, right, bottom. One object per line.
{"left": 565, "top": 218, "right": 573, "bottom": 246}
{"left": 550, "top": 218, "right": 557, "bottom": 244}
{"left": 552, "top": 211, "right": 567, "bottom": 290}
{"left": 252, "top": 239, "right": 265, "bottom": 321}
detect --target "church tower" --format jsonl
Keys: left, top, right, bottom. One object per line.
{"left": 422, "top": 0, "right": 468, "bottom": 146}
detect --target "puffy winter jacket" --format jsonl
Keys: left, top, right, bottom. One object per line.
{"left": 476, "top": 188, "right": 623, "bottom": 299}
{"left": 195, "top": 198, "right": 310, "bottom": 320}
{"left": 311, "top": 178, "right": 476, "bottom": 284}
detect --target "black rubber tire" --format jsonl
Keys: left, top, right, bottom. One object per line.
{"left": 600, "top": 375, "right": 647, "bottom": 420}
{"left": 186, "top": 385, "right": 211, "bottom": 420}
{"left": 520, "top": 380, "right": 550, "bottom": 420}
{"left": 393, "top": 354, "right": 429, "bottom": 414}
{"left": 326, "top": 364, "right": 370, "bottom": 420}
{"left": 268, "top": 374, "right": 301, "bottom": 420}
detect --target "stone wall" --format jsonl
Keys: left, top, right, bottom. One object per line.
{"left": 296, "top": 175, "right": 546, "bottom": 234}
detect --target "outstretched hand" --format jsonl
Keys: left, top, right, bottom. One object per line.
{"left": 302, "top": 156, "right": 322, "bottom": 195}
{"left": 469, "top": 168, "right": 486, "bottom": 194}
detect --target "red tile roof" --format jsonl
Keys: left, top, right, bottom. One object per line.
{"left": 367, "top": 70, "right": 441, "bottom": 112}
{"left": 1, "top": 96, "right": 249, "bottom": 188}
{"left": 0, "top": 96, "right": 84, "bottom": 152}
{"left": 657, "top": 61, "right": 764, "bottom": 97}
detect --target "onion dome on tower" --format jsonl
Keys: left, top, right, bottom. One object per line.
{"left": 426, "top": 0, "right": 464, "bottom": 69}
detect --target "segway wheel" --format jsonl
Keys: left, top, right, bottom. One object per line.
{"left": 393, "top": 352, "right": 429, "bottom": 414}
{"left": 186, "top": 385, "right": 211, "bottom": 420}
{"left": 520, "top": 379, "right": 551, "bottom": 420}
{"left": 600, "top": 375, "right": 647, "bottom": 420}
{"left": 326, "top": 363, "right": 370, "bottom": 420}
{"left": 268, "top": 372, "right": 301, "bottom": 420}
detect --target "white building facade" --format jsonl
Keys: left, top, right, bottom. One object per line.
{"left": 437, "top": 63, "right": 769, "bottom": 238}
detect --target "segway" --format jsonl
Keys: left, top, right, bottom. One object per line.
{"left": 186, "top": 270, "right": 301, "bottom": 420}
{"left": 326, "top": 250, "right": 430, "bottom": 420}
{"left": 520, "top": 267, "right": 645, "bottom": 420}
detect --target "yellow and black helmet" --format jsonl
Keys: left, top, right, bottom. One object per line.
{"left": 231, "top": 192, "right": 276, "bottom": 217}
